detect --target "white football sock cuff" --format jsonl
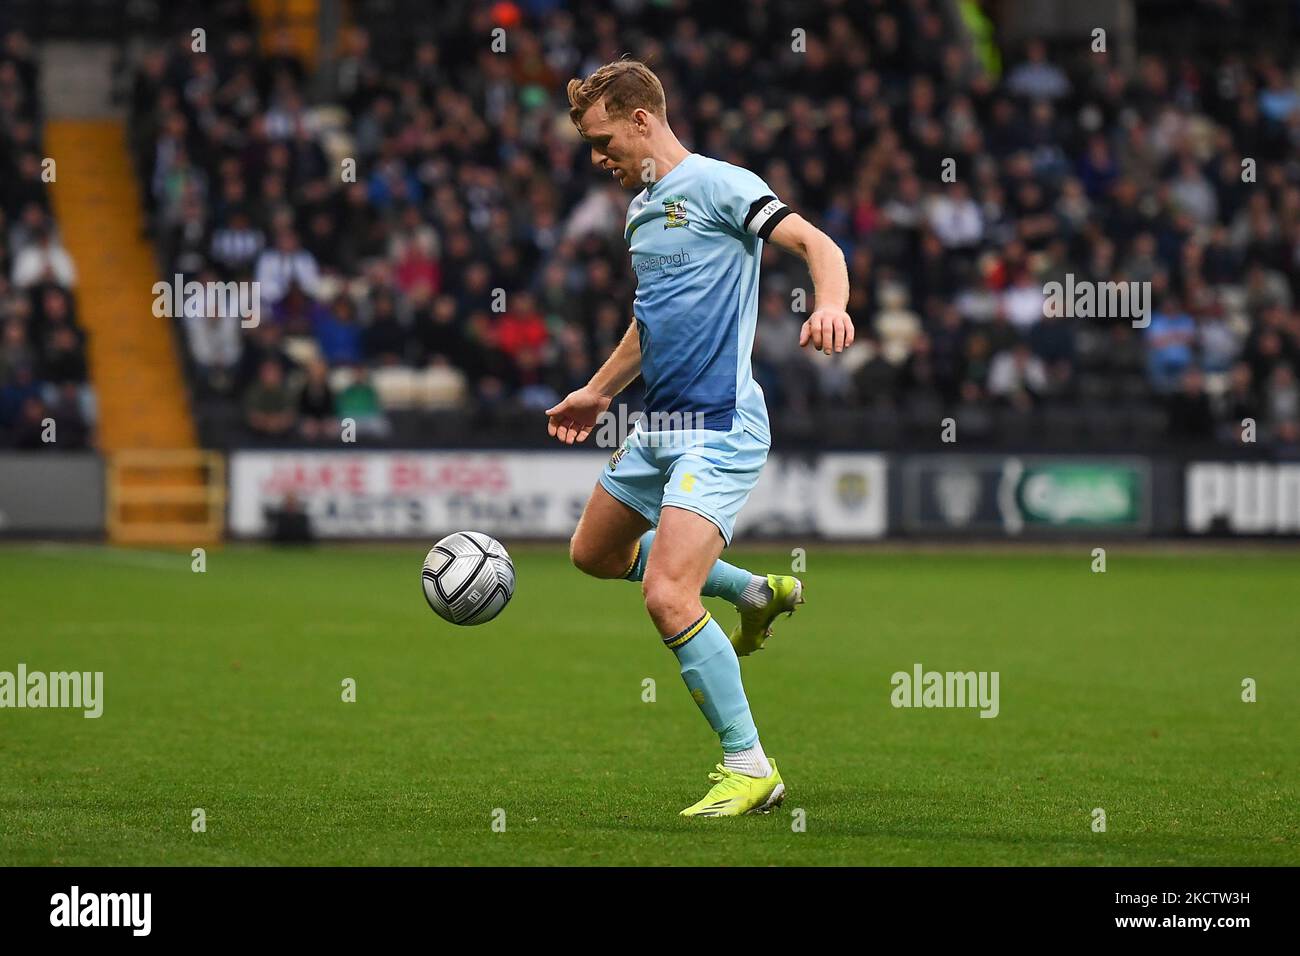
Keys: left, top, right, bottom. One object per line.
{"left": 739, "top": 574, "right": 772, "bottom": 610}
{"left": 723, "top": 741, "right": 772, "bottom": 778}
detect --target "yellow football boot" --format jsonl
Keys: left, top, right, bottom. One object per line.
{"left": 679, "top": 760, "right": 785, "bottom": 817}
{"left": 729, "top": 574, "right": 804, "bottom": 656}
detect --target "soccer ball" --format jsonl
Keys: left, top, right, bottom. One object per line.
{"left": 421, "top": 531, "right": 515, "bottom": 625}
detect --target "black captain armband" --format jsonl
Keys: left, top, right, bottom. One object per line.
{"left": 743, "top": 195, "right": 791, "bottom": 239}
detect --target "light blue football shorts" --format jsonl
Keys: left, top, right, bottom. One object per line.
{"left": 597, "top": 419, "right": 770, "bottom": 546}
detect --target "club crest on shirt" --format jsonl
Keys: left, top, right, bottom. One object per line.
{"left": 662, "top": 195, "right": 688, "bottom": 229}
{"left": 608, "top": 435, "right": 632, "bottom": 471}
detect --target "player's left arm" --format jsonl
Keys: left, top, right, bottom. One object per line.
{"left": 766, "top": 214, "right": 854, "bottom": 355}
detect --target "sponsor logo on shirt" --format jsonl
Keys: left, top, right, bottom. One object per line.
{"left": 632, "top": 247, "right": 692, "bottom": 277}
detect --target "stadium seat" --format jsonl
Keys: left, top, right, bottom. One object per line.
{"left": 372, "top": 366, "right": 416, "bottom": 410}
{"left": 413, "top": 366, "right": 468, "bottom": 410}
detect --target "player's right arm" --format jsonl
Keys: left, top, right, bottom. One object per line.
{"left": 545, "top": 319, "right": 641, "bottom": 444}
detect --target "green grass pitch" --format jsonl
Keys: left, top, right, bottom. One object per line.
{"left": 1, "top": 543, "right": 1296, "bottom": 866}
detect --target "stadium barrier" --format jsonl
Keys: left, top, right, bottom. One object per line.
{"left": 4, "top": 450, "right": 1294, "bottom": 540}
{"left": 226, "top": 449, "right": 888, "bottom": 540}
{"left": 235, "top": 448, "right": 1300, "bottom": 541}
{"left": 225, "top": 448, "right": 1189, "bottom": 541}
{"left": 105, "top": 449, "right": 226, "bottom": 545}
{"left": 0, "top": 453, "right": 104, "bottom": 535}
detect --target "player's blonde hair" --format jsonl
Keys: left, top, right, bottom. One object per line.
{"left": 566, "top": 59, "right": 666, "bottom": 127}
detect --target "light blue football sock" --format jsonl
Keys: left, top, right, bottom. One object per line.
{"left": 623, "top": 530, "right": 754, "bottom": 605}
{"left": 703, "top": 558, "right": 754, "bottom": 604}
{"left": 665, "top": 611, "right": 759, "bottom": 753}
{"left": 622, "top": 530, "right": 655, "bottom": 581}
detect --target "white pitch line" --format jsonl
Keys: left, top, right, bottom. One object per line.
{"left": 19, "top": 543, "right": 190, "bottom": 571}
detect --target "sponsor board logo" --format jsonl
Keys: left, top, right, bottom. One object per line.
{"left": 904, "top": 457, "right": 1149, "bottom": 535}
{"left": 835, "top": 471, "right": 868, "bottom": 511}
{"left": 1186, "top": 462, "right": 1300, "bottom": 534}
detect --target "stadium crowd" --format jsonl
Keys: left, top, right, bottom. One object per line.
{"left": 0, "top": 28, "right": 97, "bottom": 449}
{"left": 106, "top": 0, "right": 1300, "bottom": 451}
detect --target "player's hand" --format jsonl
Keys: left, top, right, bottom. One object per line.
{"left": 800, "top": 308, "right": 855, "bottom": 355}
{"left": 545, "top": 386, "right": 613, "bottom": 445}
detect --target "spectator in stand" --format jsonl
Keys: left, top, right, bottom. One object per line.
{"left": 1029, "top": 296, "right": 1076, "bottom": 396}
{"left": 1145, "top": 300, "right": 1198, "bottom": 394}
{"left": 414, "top": 293, "right": 475, "bottom": 370}
{"left": 988, "top": 341, "right": 1047, "bottom": 408}
{"left": 0, "top": 29, "right": 96, "bottom": 450}
{"left": 1005, "top": 39, "right": 1070, "bottom": 100}
{"left": 11, "top": 394, "right": 52, "bottom": 448}
{"left": 41, "top": 325, "right": 87, "bottom": 384}
{"left": 389, "top": 205, "right": 440, "bottom": 296}
{"left": 272, "top": 281, "right": 332, "bottom": 338}
{"left": 929, "top": 304, "right": 969, "bottom": 405}
{"left": 7, "top": 149, "right": 48, "bottom": 213}
{"left": 0, "top": 363, "right": 40, "bottom": 432}
{"left": 313, "top": 293, "right": 364, "bottom": 366}
{"left": 494, "top": 291, "right": 549, "bottom": 371}
{"left": 210, "top": 207, "right": 266, "bottom": 278}
{"left": 185, "top": 306, "right": 242, "bottom": 394}
{"left": 243, "top": 358, "right": 298, "bottom": 437}
{"left": 1196, "top": 309, "right": 1241, "bottom": 374}
{"left": 298, "top": 357, "right": 336, "bottom": 441}
{"left": 1266, "top": 363, "right": 1300, "bottom": 428}
{"left": 236, "top": 322, "right": 295, "bottom": 392}
{"left": 362, "top": 291, "right": 408, "bottom": 365}
{"left": 335, "top": 364, "right": 390, "bottom": 439}
{"left": 874, "top": 283, "right": 922, "bottom": 365}
{"left": 1167, "top": 367, "right": 1215, "bottom": 441}
{"left": 1001, "top": 269, "right": 1046, "bottom": 332}
{"left": 0, "top": 317, "right": 36, "bottom": 384}
{"left": 11, "top": 223, "right": 76, "bottom": 289}
{"left": 1218, "top": 361, "right": 1259, "bottom": 435}
{"left": 927, "top": 182, "right": 984, "bottom": 253}
{"left": 255, "top": 226, "right": 320, "bottom": 304}
{"left": 45, "top": 382, "right": 92, "bottom": 448}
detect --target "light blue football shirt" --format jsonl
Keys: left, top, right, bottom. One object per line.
{"left": 624, "top": 153, "right": 790, "bottom": 443}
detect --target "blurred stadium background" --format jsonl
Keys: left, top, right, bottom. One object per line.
{"left": 2, "top": 0, "right": 1299, "bottom": 545}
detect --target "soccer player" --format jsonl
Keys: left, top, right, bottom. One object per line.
{"left": 547, "top": 60, "right": 854, "bottom": 817}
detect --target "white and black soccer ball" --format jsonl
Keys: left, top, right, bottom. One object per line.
{"left": 421, "top": 531, "right": 515, "bottom": 625}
